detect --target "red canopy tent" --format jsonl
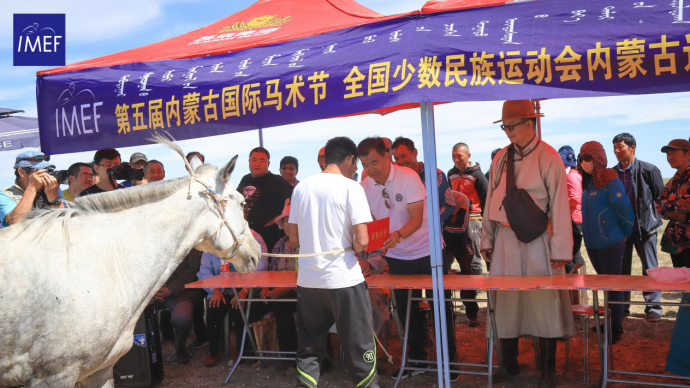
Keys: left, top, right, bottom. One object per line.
{"left": 38, "top": 0, "right": 408, "bottom": 76}
{"left": 37, "top": 0, "right": 511, "bottom": 119}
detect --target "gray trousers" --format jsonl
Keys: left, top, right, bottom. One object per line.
{"left": 468, "top": 218, "right": 485, "bottom": 274}
{"left": 622, "top": 229, "right": 662, "bottom": 315}
{"left": 296, "top": 282, "right": 379, "bottom": 388}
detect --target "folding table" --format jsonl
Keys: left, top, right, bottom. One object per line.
{"left": 536, "top": 274, "right": 690, "bottom": 388}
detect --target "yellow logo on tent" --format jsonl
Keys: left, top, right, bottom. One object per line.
{"left": 218, "top": 15, "right": 294, "bottom": 32}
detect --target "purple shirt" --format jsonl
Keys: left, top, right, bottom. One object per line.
{"left": 616, "top": 162, "right": 637, "bottom": 226}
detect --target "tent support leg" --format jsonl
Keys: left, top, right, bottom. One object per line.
{"left": 420, "top": 102, "right": 450, "bottom": 388}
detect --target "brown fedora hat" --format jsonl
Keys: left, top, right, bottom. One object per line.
{"left": 493, "top": 100, "right": 544, "bottom": 124}
{"left": 661, "top": 139, "right": 690, "bottom": 153}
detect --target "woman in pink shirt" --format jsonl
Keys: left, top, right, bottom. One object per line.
{"left": 559, "top": 146, "right": 585, "bottom": 273}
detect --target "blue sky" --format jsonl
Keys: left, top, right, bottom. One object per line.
{"left": 1, "top": 0, "right": 688, "bottom": 189}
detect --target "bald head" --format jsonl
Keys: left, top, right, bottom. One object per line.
{"left": 452, "top": 142, "right": 469, "bottom": 152}
{"left": 451, "top": 143, "right": 471, "bottom": 172}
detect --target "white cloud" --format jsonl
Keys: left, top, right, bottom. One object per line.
{"left": 0, "top": 0, "right": 171, "bottom": 47}
{"left": 359, "top": 0, "right": 425, "bottom": 15}
{"left": 0, "top": 86, "right": 36, "bottom": 104}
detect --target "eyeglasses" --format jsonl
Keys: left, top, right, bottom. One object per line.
{"left": 577, "top": 154, "right": 593, "bottom": 163}
{"left": 18, "top": 155, "right": 50, "bottom": 163}
{"left": 500, "top": 119, "right": 529, "bottom": 132}
{"left": 98, "top": 162, "right": 119, "bottom": 168}
{"left": 78, "top": 172, "right": 94, "bottom": 178}
{"left": 381, "top": 188, "right": 391, "bottom": 209}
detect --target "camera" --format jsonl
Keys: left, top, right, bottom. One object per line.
{"left": 107, "top": 162, "right": 145, "bottom": 181}
{"left": 46, "top": 167, "right": 70, "bottom": 185}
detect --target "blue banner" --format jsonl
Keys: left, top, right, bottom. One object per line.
{"left": 37, "top": 0, "right": 690, "bottom": 155}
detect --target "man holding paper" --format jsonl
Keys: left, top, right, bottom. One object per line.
{"left": 358, "top": 137, "right": 457, "bottom": 380}
{"left": 287, "top": 137, "right": 378, "bottom": 388}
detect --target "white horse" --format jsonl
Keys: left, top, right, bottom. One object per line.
{"left": 0, "top": 135, "right": 261, "bottom": 388}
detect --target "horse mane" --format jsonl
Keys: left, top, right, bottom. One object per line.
{"left": 15, "top": 177, "right": 192, "bottom": 249}
{"left": 13, "top": 132, "right": 216, "bottom": 258}
{"left": 21, "top": 132, "right": 198, "bottom": 232}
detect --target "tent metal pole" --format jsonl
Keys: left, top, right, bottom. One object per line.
{"left": 420, "top": 102, "right": 450, "bottom": 388}
{"left": 534, "top": 100, "right": 542, "bottom": 139}
{"left": 258, "top": 127, "right": 264, "bottom": 147}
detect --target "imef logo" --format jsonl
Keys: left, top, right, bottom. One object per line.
{"left": 13, "top": 14, "right": 65, "bottom": 66}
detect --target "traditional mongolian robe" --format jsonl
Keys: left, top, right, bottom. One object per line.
{"left": 482, "top": 138, "right": 576, "bottom": 339}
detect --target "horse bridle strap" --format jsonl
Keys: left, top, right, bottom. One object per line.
{"left": 186, "top": 175, "right": 246, "bottom": 254}
{"left": 262, "top": 247, "right": 352, "bottom": 258}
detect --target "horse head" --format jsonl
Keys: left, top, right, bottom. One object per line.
{"left": 151, "top": 133, "right": 261, "bottom": 272}
{"left": 199, "top": 156, "right": 261, "bottom": 272}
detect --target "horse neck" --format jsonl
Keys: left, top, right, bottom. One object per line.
{"left": 90, "top": 189, "right": 215, "bottom": 313}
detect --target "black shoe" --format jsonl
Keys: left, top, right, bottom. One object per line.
{"left": 320, "top": 358, "right": 336, "bottom": 374}
{"left": 623, "top": 310, "right": 631, "bottom": 318}
{"left": 390, "top": 362, "right": 428, "bottom": 380}
{"left": 500, "top": 338, "right": 520, "bottom": 376}
{"left": 174, "top": 352, "right": 190, "bottom": 365}
{"left": 647, "top": 311, "right": 662, "bottom": 322}
{"left": 468, "top": 317, "right": 480, "bottom": 327}
{"left": 161, "top": 330, "right": 175, "bottom": 342}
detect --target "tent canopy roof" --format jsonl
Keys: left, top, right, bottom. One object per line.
{"left": 38, "top": 0, "right": 403, "bottom": 76}
{"left": 38, "top": 0, "right": 509, "bottom": 76}
{"left": 0, "top": 108, "right": 25, "bottom": 117}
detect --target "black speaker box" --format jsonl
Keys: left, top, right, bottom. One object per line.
{"left": 114, "top": 304, "right": 164, "bottom": 387}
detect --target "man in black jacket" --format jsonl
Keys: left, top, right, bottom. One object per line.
{"left": 612, "top": 133, "right": 664, "bottom": 321}
{"left": 237, "top": 147, "right": 294, "bottom": 251}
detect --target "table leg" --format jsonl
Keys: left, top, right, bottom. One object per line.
{"left": 588, "top": 290, "right": 608, "bottom": 388}
{"left": 393, "top": 289, "right": 413, "bottom": 388}
{"left": 222, "top": 287, "right": 260, "bottom": 385}
{"left": 486, "top": 292, "right": 496, "bottom": 388}
{"left": 389, "top": 289, "right": 405, "bottom": 347}
{"left": 223, "top": 332, "right": 245, "bottom": 385}
{"left": 604, "top": 291, "right": 614, "bottom": 371}
{"left": 584, "top": 314, "right": 589, "bottom": 384}
{"left": 603, "top": 291, "right": 610, "bottom": 388}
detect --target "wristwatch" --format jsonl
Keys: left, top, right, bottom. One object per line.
{"left": 48, "top": 198, "right": 63, "bottom": 206}
{"left": 393, "top": 231, "right": 404, "bottom": 243}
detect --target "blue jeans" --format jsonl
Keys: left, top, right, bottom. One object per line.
{"left": 587, "top": 241, "right": 625, "bottom": 330}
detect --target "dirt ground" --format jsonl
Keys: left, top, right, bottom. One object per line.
{"left": 156, "top": 244, "right": 684, "bottom": 387}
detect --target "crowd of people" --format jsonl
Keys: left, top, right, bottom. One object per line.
{"left": 1, "top": 100, "right": 689, "bottom": 387}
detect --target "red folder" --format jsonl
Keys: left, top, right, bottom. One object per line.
{"left": 366, "top": 217, "right": 390, "bottom": 252}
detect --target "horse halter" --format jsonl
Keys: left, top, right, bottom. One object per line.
{"left": 189, "top": 175, "right": 247, "bottom": 257}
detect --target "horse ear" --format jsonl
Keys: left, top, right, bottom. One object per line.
{"left": 218, "top": 155, "right": 238, "bottom": 185}
{"left": 188, "top": 155, "right": 203, "bottom": 172}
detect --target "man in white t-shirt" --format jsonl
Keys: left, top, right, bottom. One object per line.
{"left": 358, "top": 137, "right": 457, "bottom": 380}
{"left": 287, "top": 136, "right": 378, "bottom": 388}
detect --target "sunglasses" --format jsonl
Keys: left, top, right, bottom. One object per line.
{"left": 500, "top": 119, "right": 529, "bottom": 132}
{"left": 18, "top": 155, "right": 50, "bottom": 163}
{"left": 381, "top": 188, "right": 391, "bottom": 209}
{"left": 578, "top": 154, "right": 593, "bottom": 163}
